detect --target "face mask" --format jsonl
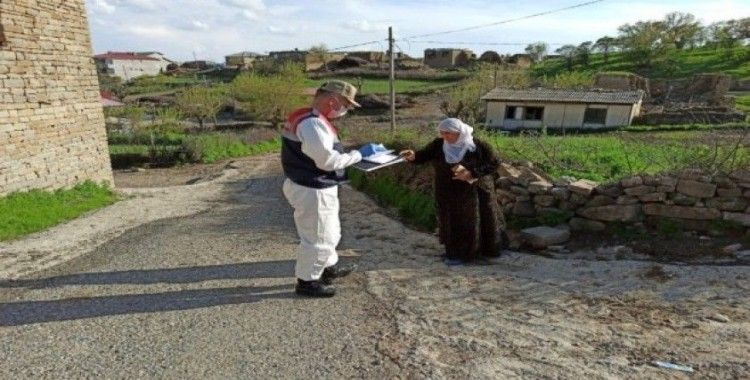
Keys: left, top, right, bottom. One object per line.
{"left": 327, "top": 98, "right": 348, "bottom": 119}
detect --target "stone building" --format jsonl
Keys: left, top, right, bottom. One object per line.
{"left": 225, "top": 51, "right": 263, "bottom": 68}
{"left": 0, "top": 0, "right": 113, "bottom": 196}
{"left": 423, "top": 48, "right": 474, "bottom": 69}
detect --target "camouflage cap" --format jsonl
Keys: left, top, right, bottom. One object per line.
{"left": 319, "top": 79, "right": 361, "bottom": 107}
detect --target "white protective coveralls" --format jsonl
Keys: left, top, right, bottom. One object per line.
{"left": 282, "top": 111, "right": 362, "bottom": 281}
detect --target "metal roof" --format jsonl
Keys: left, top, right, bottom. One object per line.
{"left": 481, "top": 88, "right": 645, "bottom": 104}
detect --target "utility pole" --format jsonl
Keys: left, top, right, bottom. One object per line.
{"left": 388, "top": 26, "right": 395, "bottom": 132}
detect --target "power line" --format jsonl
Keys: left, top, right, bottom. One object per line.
{"left": 409, "top": 40, "right": 573, "bottom": 46}
{"left": 329, "top": 39, "right": 388, "bottom": 52}
{"left": 327, "top": 0, "right": 605, "bottom": 53}
{"left": 402, "top": 0, "right": 606, "bottom": 40}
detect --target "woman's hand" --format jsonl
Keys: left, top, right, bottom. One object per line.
{"left": 399, "top": 150, "right": 416, "bottom": 162}
{"left": 452, "top": 165, "right": 475, "bottom": 182}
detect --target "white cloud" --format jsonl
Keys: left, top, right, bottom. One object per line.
{"left": 267, "top": 25, "right": 296, "bottom": 35}
{"left": 267, "top": 5, "right": 303, "bottom": 16}
{"left": 190, "top": 20, "right": 210, "bottom": 31}
{"left": 241, "top": 9, "right": 258, "bottom": 20}
{"left": 93, "top": 0, "right": 116, "bottom": 14}
{"left": 342, "top": 20, "right": 387, "bottom": 33}
{"left": 121, "top": 0, "right": 158, "bottom": 11}
{"left": 125, "top": 24, "right": 175, "bottom": 39}
{"left": 219, "top": 0, "right": 266, "bottom": 11}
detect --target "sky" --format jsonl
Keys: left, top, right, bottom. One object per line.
{"left": 85, "top": 0, "right": 749, "bottom": 62}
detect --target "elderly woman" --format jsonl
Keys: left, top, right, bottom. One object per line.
{"left": 401, "top": 118, "right": 504, "bottom": 265}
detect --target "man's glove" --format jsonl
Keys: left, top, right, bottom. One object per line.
{"left": 358, "top": 143, "right": 387, "bottom": 157}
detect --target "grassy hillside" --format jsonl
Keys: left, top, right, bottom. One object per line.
{"left": 533, "top": 46, "right": 750, "bottom": 80}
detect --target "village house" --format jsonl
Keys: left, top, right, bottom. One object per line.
{"left": 346, "top": 51, "right": 386, "bottom": 63}
{"left": 93, "top": 51, "right": 169, "bottom": 80}
{"left": 269, "top": 49, "right": 345, "bottom": 71}
{"left": 138, "top": 51, "right": 174, "bottom": 65}
{"left": 423, "top": 48, "right": 474, "bottom": 69}
{"left": 481, "top": 88, "right": 645, "bottom": 130}
{"left": 225, "top": 51, "right": 264, "bottom": 68}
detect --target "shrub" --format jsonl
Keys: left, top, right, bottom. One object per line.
{"left": 232, "top": 62, "right": 307, "bottom": 129}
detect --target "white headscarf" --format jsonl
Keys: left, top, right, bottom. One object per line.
{"left": 438, "top": 118, "right": 476, "bottom": 164}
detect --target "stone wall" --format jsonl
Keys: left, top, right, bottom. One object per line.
{"left": 496, "top": 164, "right": 750, "bottom": 233}
{"left": 0, "top": 0, "right": 112, "bottom": 196}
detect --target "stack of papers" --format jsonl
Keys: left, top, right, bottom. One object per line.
{"left": 352, "top": 150, "right": 405, "bottom": 172}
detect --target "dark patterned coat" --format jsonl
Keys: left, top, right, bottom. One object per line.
{"left": 412, "top": 138, "right": 504, "bottom": 260}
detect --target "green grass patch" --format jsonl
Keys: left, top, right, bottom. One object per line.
{"left": 350, "top": 125, "right": 750, "bottom": 183}
{"left": 304, "top": 77, "right": 458, "bottom": 94}
{"left": 736, "top": 95, "right": 750, "bottom": 113}
{"left": 0, "top": 181, "right": 117, "bottom": 241}
{"left": 348, "top": 169, "right": 436, "bottom": 231}
{"left": 483, "top": 129, "right": 750, "bottom": 182}
{"left": 533, "top": 46, "right": 750, "bottom": 79}
{"left": 624, "top": 123, "right": 749, "bottom": 132}
{"left": 181, "top": 135, "right": 281, "bottom": 163}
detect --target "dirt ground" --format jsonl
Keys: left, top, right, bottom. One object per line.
{"left": 121, "top": 159, "right": 750, "bottom": 378}
{"left": 2, "top": 155, "right": 748, "bottom": 378}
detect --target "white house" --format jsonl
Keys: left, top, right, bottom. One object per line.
{"left": 93, "top": 52, "right": 169, "bottom": 80}
{"left": 481, "top": 88, "right": 645, "bottom": 130}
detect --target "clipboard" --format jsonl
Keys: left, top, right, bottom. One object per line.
{"left": 352, "top": 152, "right": 405, "bottom": 172}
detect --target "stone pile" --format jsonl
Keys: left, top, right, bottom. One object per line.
{"left": 495, "top": 163, "right": 750, "bottom": 233}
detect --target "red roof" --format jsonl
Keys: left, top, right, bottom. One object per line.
{"left": 93, "top": 51, "right": 158, "bottom": 61}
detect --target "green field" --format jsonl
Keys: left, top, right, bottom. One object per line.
{"left": 0, "top": 182, "right": 117, "bottom": 241}
{"left": 353, "top": 125, "right": 750, "bottom": 183}
{"left": 533, "top": 46, "right": 750, "bottom": 80}
{"left": 736, "top": 94, "right": 750, "bottom": 113}
{"left": 304, "top": 77, "right": 459, "bottom": 95}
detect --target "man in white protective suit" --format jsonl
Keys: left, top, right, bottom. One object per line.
{"left": 281, "top": 80, "right": 379, "bottom": 297}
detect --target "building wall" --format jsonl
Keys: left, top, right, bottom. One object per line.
{"left": 102, "top": 58, "right": 166, "bottom": 80}
{"left": 485, "top": 101, "right": 638, "bottom": 130}
{"left": 225, "top": 56, "right": 256, "bottom": 67}
{"left": 424, "top": 50, "right": 464, "bottom": 69}
{"left": 0, "top": 0, "right": 113, "bottom": 196}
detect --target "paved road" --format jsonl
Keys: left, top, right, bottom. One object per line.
{"left": 0, "top": 172, "right": 398, "bottom": 378}
{"left": 2, "top": 159, "right": 748, "bottom": 378}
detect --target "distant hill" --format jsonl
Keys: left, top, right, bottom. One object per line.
{"left": 532, "top": 46, "right": 749, "bottom": 80}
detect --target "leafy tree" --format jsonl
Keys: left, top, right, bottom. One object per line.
{"left": 662, "top": 12, "right": 702, "bottom": 49}
{"left": 706, "top": 18, "right": 749, "bottom": 49}
{"left": 593, "top": 36, "right": 617, "bottom": 62}
{"left": 175, "top": 86, "right": 226, "bottom": 130}
{"left": 524, "top": 42, "right": 548, "bottom": 62}
{"left": 231, "top": 62, "right": 307, "bottom": 129}
{"left": 554, "top": 45, "right": 577, "bottom": 71}
{"left": 616, "top": 20, "right": 668, "bottom": 67}
{"left": 575, "top": 41, "right": 593, "bottom": 67}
